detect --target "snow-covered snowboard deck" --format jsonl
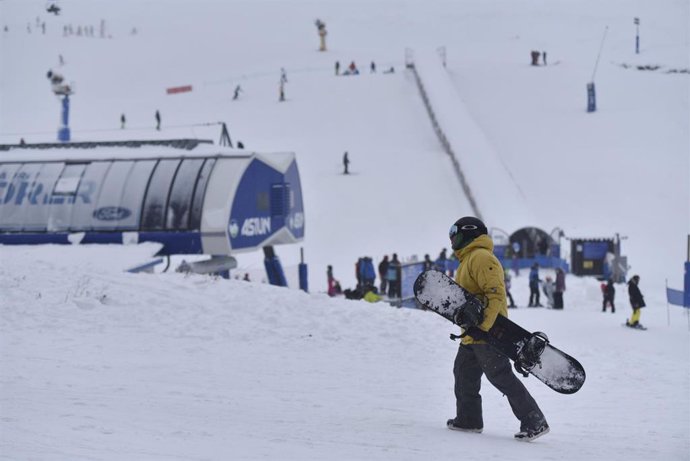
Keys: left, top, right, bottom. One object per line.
{"left": 414, "top": 270, "right": 586, "bottom": 394}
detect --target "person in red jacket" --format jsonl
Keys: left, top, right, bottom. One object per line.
{"left": 602, "top": 279, "right": 615, "bottom": 313}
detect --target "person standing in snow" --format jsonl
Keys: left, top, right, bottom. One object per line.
{"left": 505, "top": 271, "right": 516, "bottom": 308}
{"left": 120, "top": 113, "right": 126, "bottom": 129}
{"left": 233, "top": 84, "right": 242, "bottom": 100}
{"left": 553, "top": 267, "right": 566, "bottom": 309}
{"left": 435, "top": 248, "right": 448, "bottom": 275}
{"left": 542, "top": 276, "right": 555, "bottom": 308}
{"left": 626, "top": 275, "right": 646, "bottom": 328}
{"left": 528, "top": 263, "right": 542, "bottom": 307}
{"left": 327, "top": 265, "right": 336, "bottom": 297}
{"left": 602, "top": 279, "right": 615, "bottom": 313}
{"left": 446, "top": 216, "right": 549, "bottom": 441}
{"left": 386, "top": 253, "right": 401, "bottom": 299}
{"left": 511, "top": 241, "right": 521, "bottom": 276}
{"left": 423, "top": 254, "right": 434, "bottom": 271}
{"left": 343, "top": 151, "right": 350, "bottom": 174}
{"left": 378, "top": 255, "right": 389, "bottom": 295}
{"left": 359, "top": 257, "right": 376, "bottom": 290}
{"left": 155, "top": 110, "right": 161, "bottom": 130}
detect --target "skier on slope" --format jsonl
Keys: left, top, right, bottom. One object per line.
{"left": 446, "top": 216, "right": 549, "bottom": 441}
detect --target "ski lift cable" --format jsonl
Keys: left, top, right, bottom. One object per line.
{"left": 0, "top": 121, "right": 228, "bottom": 138}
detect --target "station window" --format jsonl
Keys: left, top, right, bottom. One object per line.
{"left": 69, "top": 162, "right": 111, "bottom": 231}
{"left": 53, "top": 163, "right": 86, "bottom": 196}
{"left": 119, "top": 160, "right": 157, "bottom": 230}
{"left": 141, "top": 159, "right": 181, "bottom": 231}
{"left": 189, "top": 158, "right": 216, "bottom": 230}
{"left": 92, "top": 161, "right": 134, "bottom": 230}
{"left": 257, "top": 192, "right": 269, "bottom": 211}
{"left": 270, "top": 183, "right": 291, "bottom": 217}
{"left": 166, "top": 158, "right": 204, "bottom": 230}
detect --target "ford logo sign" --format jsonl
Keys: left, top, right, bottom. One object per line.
{"left": 93, "top": 206, "right": 131, "bottom": 221}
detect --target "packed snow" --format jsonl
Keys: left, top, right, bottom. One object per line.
{"left": 1, "top": 0, "right": 689, "bottom": 460}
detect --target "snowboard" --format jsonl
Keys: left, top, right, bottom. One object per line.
{"left": 413, "top": 270, "right": 586, "bottom": 394}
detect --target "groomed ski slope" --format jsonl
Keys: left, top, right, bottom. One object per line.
{"left": 1, "top": 244, "right": 689, "bottom": 460}
{"left": 1, "top": 0, "right": 689, "bottom": 459}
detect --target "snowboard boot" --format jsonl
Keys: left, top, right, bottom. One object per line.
{"left": 514, "top": 422, "right": 550, "bottom": 441}
{"left": 447, "top": 418, "right": 482, "bottom": 433}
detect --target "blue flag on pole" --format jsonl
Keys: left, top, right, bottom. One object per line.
{"left": 666, "top": 287, "right": 686, "bottom": 307}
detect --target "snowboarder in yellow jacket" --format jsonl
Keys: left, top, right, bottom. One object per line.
{"left": 447, "top": 216, "right": 549, "bottom": 441}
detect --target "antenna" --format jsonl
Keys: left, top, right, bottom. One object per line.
{"left": 591, "top": 26, "right": 609, "bottom": 82}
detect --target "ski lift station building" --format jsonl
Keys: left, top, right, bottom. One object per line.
{"left": 0, "top": 140, "right": 305, "bottom": 257}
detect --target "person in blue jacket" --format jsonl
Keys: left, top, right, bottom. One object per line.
{"left": 359, "top": 257, "right": 376, "bottom": 290}
{"left": 386, "top": 254, "right": 401, "bottom": 298}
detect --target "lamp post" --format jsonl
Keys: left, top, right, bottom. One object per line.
{"left": 634, "top": 17, "right": 640, "bottom": 54}
{"left": 57, "top": 95, "right": 71, "bottom": 142}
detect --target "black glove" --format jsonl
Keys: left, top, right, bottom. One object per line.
{"left": 453, "top": 297, "right": 484, "bottom": 328}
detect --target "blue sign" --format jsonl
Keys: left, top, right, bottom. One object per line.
{"left": 229, "top": 158, "right": 305, "bottom": 250}
{"left": 583, "top": 241, "right": 609, "bottom": 259}
{"left": 587, "top": 82, "right": 596, "bottom": 112}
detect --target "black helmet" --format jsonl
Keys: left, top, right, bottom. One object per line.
{"left": 449, "top": 216, "right": 487, "bottom": 251}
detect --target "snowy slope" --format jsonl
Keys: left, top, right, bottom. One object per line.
{"left": 1, "top": 0, "right": 689, "bottom": 459}
{"left": 1, "top": 244, "right": 689, "bottom": 460}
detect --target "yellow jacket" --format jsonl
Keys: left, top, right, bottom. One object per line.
{"left": 363, "top": 290, "right": 382, "bottom": 303}
{"left": 453, "top": 234, "right": 508, "bottom": 345}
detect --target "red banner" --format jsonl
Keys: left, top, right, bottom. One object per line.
{"left": 166, "top": 85, "right": 193, "bottom": 95}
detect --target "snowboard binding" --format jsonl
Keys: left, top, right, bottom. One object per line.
{"left": 515, "top": 332, "right": 549, "bottom": 376}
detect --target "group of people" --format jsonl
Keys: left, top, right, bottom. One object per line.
{"left": 326, "top": 215, "right": 649, "bottom": 443}
{"left": 528, "top": 263, "right": 566, "bottom": 309}
{"left": 335, "top": 60, "right": 395, "bottom": 76}
{"left": 327, "top": 254, "right": 403, "bottom": 302}
{"left": 530, "top": 50, "right": 548, "bottom": 66}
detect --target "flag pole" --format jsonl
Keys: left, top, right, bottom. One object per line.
{"left": 666, "top": 279, "right": 671, "bottom": 327}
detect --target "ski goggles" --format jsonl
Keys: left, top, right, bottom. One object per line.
{"left": 449, "top": 223, "right": 479, "bottom": 250}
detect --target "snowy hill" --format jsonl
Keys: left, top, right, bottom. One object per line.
{"left": 1, "top": 244, "right": 689, "bottom": 460}
{"left": 1, "top": 0, "right": 689, "bottom": 459}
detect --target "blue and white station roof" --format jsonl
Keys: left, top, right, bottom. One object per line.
{"left": 0, "top": 141, "right": 305, "bottom": 256}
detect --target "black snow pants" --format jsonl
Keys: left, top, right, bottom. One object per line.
{"left": 453, "top": 344, "right": 546, "bottom": 431}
